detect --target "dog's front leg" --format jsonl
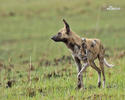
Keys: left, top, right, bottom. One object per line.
{"left": 77, "top": 63, "right": 89, "bottom": 78}
{"left": 74, "top": 57, "right": 83, "bottom": 89}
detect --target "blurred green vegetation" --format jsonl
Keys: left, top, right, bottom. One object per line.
{"left": 0, "top": 0, "right": 125, "bottom": 100}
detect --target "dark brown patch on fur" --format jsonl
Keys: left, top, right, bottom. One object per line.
{"left": 76, "top": 44, "right": 81, "bottom": 49}
{"left": 77, "top": 82, "right": 82, "bottom": 89}
{"left": 57, "top": 32, "right": 62, "bottom": 38}
{"left": 98, "top": 81, "right": 101, "bottom": 88}
{"left": 94, "top": 40, "right": 97, "bottom": 42}
{"left": 63, "top": 19, "right": 70, "bottom": 34}
{"left": 68, "top": 43, "right": 75, "bottom": 51}
{"left": 82, "top": 42, "right": 87, "bottom": 54}
{"left": 68, "top": 42, "right": 81, "bottom": 52}
{"left": 91, "top": 43, "right": 94, "bottom": 48}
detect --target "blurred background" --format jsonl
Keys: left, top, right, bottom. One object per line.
{"left": 0, "top": 0, "right": 124, "bottom": 63}
{"left": 0, "top": 0, "right": 125, "bottom": 99}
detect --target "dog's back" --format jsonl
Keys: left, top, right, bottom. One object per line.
{"left": 80, "top": 38, "right": 105, "bottom": 61}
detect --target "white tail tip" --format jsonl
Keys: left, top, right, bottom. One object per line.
{"left": 104, "top": 58, "right": 114, "bottom": 68}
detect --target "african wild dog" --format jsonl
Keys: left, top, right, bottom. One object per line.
{"left": 51, "top": 19, "right": 114, "bottom": 89}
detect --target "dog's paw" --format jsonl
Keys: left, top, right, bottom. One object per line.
{"left": 98, "top": 81, "right": 101, "bottom": 88}
{"left": 75, "top": 84, "right": 84, "bottom": 90}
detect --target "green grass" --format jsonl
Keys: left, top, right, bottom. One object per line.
{"left": 0, "top": 0, "right": 125, "bottom": 99}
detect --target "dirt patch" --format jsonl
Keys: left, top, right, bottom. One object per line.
{"left": 68, "top": 96, "right": 75, "bottom": 100}
{"left": 30, "top": 64, "right": 35, "bottom": 71}
{"left": 9, "top": 12, "right": 16, "bottom": 16}
{"left": 0, "top": 61, "right": 4, "bottom": 71}
{"left": 0, "top": 11, "right": 15, "bottom": 17}
{"left": 32, "top": 76, "right": 39, "bottom": 82}
{"left": 44, "top": 67, "right": 73, "bottom": 78}
{"left": 107, "top": 83, "right": 118, "bottom": 89}
{"left": 116, "top": 51, "right": 125, "bottom": 59}
{"left": 26, "top": 87, "right": 36, "bottom": 97}
{"left": 6, "top": 80, "right": 16, "bottom": 88}
{"left": 84, "top": 94, "right": 116, "bottom": 100}
{"left": 38, "top": 88, "right": 43, "bottom": 93}
{"left": 26, "top": 87, "right": 46, "bottom": 97}
{"left": 38, "top": 87, "right": 46, "bottom": 96}
{"left": 38, "top": 55, "right": 73, "bottom": 67}
{"left": 22, "top": 60, "right": 29, "bottom": 64}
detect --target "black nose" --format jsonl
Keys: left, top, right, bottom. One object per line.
{"left": 51, "top": 36, "right": 55, "bottom": 40}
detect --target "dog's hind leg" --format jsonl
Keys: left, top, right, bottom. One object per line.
{"left": 98, "top": 45, "right": 106, "bottom": 88}
{"left": 98, "top": 55, "right": 105, "bottom": 88}
{"left": 74, "top": 57, "right": 83, "bottom": 89}
{"left": 89, "top": 61, "right": 101, "bottom": 88}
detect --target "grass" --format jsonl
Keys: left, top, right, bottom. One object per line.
{"left": 0, "top": 0, "right": 125, "bottom": 99}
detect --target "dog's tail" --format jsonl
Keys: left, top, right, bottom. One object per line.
{"left": 104, "top": 58, "right": 114, "bottom": 68}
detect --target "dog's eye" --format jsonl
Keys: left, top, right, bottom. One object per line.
{"left": 58, "top": 32, "right": 61, "bottom": 36}
{"left": 58, "top": 32, "right": 61, "bottom": 35}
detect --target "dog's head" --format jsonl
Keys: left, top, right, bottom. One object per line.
{"left": 51, "top": 19, "right": 71, "bottom": 43}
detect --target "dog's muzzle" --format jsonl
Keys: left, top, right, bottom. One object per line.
{"left": 51, "top": 36, "right": 57, "bottom": 41}
{"left": 51, "top": 36, "right": 67, "bottom": 42}
{"left": 51, "top": 36, "right": 60, "bottom": 42}
{"left": 51, "top": 36, "right": 56, "bottom": 41}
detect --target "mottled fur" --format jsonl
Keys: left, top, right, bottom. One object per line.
{"left": 51, "top": 19, "right": 113, "bottom": 89}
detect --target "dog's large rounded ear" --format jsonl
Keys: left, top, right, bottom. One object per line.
{"left": 63, "top": 19, "right": 70, "bottom": 34}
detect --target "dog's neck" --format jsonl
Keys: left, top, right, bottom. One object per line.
{"left": 65, "top": 31, "right": 82, "bottom": 52}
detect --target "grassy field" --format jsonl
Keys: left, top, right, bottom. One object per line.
{"left": 0, "top": 0, "right": 125, "bottom": 100}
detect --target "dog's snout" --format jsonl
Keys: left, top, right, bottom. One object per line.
{"left": 51, "top": 35, "right": 62, "bottom": 42}
{"left": 51, "top": 36, "right": 54, "bottom": 40}
{"left": 51, "top": 36, "right": 55, "bottom": 40}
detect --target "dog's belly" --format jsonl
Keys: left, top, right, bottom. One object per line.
{"left": 72, "top": 47, "right": 98, "bottom": 62}
{"left": 72, "top": 52, "right": 81, "bottom": 59}
{"left": 71, "top": 45, "right": 88, "bottom": 62}
{"left": 72, "top": 52, "right": 87, "bottom": 62}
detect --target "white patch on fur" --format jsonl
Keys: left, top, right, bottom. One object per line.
{"left": 82, "top": 38, "right": 86, "bottom": 41}
{"left": 72, "top": 45, "right": 87, "bottom": 61}
{"left": 92, "top": 40, "right": 96, "bottom": 45}
{"left": 98, "top": 73, "right": 101, "bottom": 83}
{"left": 103, "top": 80, "right": 105, "bottom": 88}
{"left": 72, "top": 45, "right": 82, "bottom": 59}
{"left": 77, "top": 63, "right": 89, "bottom": 77}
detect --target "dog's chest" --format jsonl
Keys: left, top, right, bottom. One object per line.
{"left": 72, "top": 45, "right": 83, "bottom": 60}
